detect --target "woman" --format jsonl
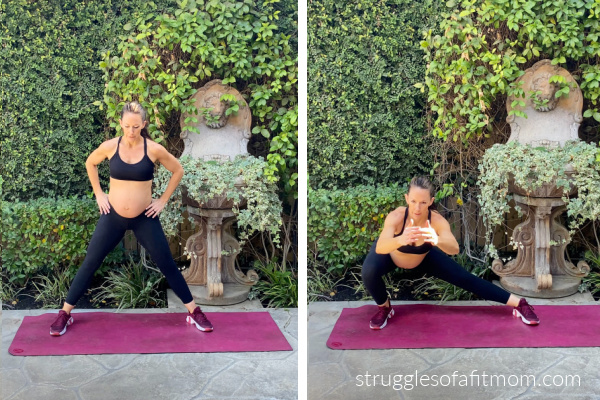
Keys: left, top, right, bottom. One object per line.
{"left": 50, "top": 101, "right": 212, "bottom": 336}
{"left": 362, "top": 176, "right": 539, "bottom": 330}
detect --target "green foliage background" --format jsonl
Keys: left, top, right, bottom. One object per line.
{"left": 308, "top": 184, "right": 407, "bottom": 274}
{"left": 1, "top": 0, "right": 298, "bottom": 202}
{"left": 1, "top": 0, "right": 298, "bottom": 307}
{"left": 1, "top": 0, "right": 181, "bottom": 201}
{"left": 307, "top": 0, "right": 448, "bottom": 189}
{"left": 1, "top": 198, "right": 123, "bottom": 286}
{"left": 422, "top": 0, "right": 600, "bottom": 146}
{"left": 420, "top": 0, "right": 600, "bottom": 195}
{"left": 99, "top": 0, "right": 298, "bottom": 198}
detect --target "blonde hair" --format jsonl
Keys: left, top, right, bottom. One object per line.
{"left": 120, "top": 101, "right": 150, "bottom": 139}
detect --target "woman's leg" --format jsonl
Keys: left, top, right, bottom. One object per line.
{"left": 415, "top": 248, "right": 511, "bottom": 304}
{"left": 362, "top": 239, "right": 399, "bottom": 329}
{"left": 131, "top": 214, "right": 195, "bottom": 310}
{"left": 361, "top": 240, "right": 398, "bottom": 305}
{"left": 63, "top": 212, "right": 127, "bottom": 309}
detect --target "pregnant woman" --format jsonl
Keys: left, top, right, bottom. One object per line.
{"left": 362, "top": 176, "right": 539, "bottom": 330}
{"left": 50, "top": 101, "right": 212, "bottom": 336}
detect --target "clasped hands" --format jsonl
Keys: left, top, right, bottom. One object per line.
{"left": 400, "top": 219, "right": 439, "bottom": 246}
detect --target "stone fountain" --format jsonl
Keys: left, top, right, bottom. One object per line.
{"left": 491, "top": 60, "right": 590, "bottom": 298}
{"left": 179, "top": 79, "right": 258, "bottom": 305}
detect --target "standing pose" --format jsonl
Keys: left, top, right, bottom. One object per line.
{"left": 362, "top": 176, "right": 539, "bottom": 330}
{"left": 50, "top": 101, "right": 212, "bottom": 336}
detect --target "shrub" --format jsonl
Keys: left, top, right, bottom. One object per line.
{"left": 581, "top": 249, "right": 600, "bottom": 298}
{"left": 93, "top": 256, "right": 166, "bottom": 309}
{"left": 30, "top": 271, "right": 73, "bottom": 309}
{"left": 478, "top": 141, "right": 600, "bottom": 258}
{"left": 155, "top": 155, "right": 283, "bottom": 244}
{"left": 420, "top": 0, "right": 600, "bottom": 195}
{"left": 422, "top": 0, "right": 600, "bottom": 145}
{"left": 1, "top": 197, "right": 124, "bottom": 286}
{"left": 308, "top": 0, "right": 447, "bottom": 189}
{"left": 251, "top": 259, "right": 298, "bottom": 308}
{"left": 308, "top": 183, "right": 408, "bottom": 274}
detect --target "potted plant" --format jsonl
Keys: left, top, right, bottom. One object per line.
{"left": 478, "top": 140, "right": 600, "bottom": 259}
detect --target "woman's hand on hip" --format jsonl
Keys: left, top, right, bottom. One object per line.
{"left": 96, "top": 192, "right": 111, "bottom": 215}
{"left": 145, "top": 198, "right": 166, "bottom": 218}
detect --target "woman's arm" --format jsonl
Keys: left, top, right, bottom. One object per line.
{"left": 421, "top": 214, "right": 460, "bottom": 255}
{"left": 145, "top": 142, "right": 184, "bottom": 218}
{"left": 375, "top": 207, "right": 420, "bottom": 254}
{"left": 86, "top": 140, "right": 114, "bottom": 214}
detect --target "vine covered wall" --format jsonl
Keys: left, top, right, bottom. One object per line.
{"left": 308, "top": 0, "right": 449, "bottom": 189}
{"left": 1, "top": 0, "right": 179, "bottom": 201}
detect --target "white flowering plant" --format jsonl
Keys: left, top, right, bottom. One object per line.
{"left": 154, "top": 155, "right": 282, "bottom": 246}
{"left": 478, "top": 140, "right": 600, "bottom": 259}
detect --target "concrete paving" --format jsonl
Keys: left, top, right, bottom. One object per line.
{"left": 308, "top": 293, "right": 600, "bottom": 400}
{"left": 1, "top": 298, "right": 298, "bottom": 400}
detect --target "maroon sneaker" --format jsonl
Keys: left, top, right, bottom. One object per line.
{"left": 50, "top": 310, "right": 74, "bottom": 336}
{"left": 186, "top": 306, "right": 213, "bottom": 332}
{"left": 369, "top": 304, "right": 395, "bottom": 330}
{"left": 513, "top": 298, "right": 540, "bottom": 325}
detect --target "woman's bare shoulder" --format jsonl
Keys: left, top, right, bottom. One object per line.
{"left": 392, "top": 206, "right": 407, "bottom": 214}
{"left": 97, "top": 137, "right": 119, "bottom": 153}
{"left": 146, "top": 139, "right": 169, "bottom": 156}
{"left": 430, "top": 209, "right": 450, "bottom": 226}
{"left": 385, "top": 206, "right": 406, "bottom": 220}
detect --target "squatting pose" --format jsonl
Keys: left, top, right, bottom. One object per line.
{"left": 362, "top": 176, "right": 539, "bottom": 330}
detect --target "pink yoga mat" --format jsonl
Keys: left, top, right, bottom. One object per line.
{"left": 326, "top": 304, "right": 600, "bottom": 350}
{"left": 9, "top": 311, "right": 292, "bottom": 356}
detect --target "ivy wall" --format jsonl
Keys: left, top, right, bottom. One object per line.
{"left": 308, "top": 0, "right": 448, "bottom": 189}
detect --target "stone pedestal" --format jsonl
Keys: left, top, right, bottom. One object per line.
{"left": 499, "top": 276, "right": 584, "bottom": 299}
{"left": 492, "top": 195, "right": 589, "bottom": 298}
{"left": 182, "top": 206, "right": 258, "bottom": 305}
{"left": 178, "top": 80, "right": 258, "bottom": 305}
{"left": 188, "top": 284, "right": 254, "bottom": 305}
{"left": 490, "top": 60, "right": 591, "bottom": 298}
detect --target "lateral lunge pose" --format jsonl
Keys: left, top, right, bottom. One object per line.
{"left": 362, "top": 176, "right": 539, "bottom": 330}
{"left": 50, "top": 101, "right": 212, "bottom": 336}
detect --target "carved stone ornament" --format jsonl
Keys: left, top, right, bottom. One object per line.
{"left": 506, "top": 59, "right": 583, "bottom": 147}
{"left": 493, "top": 196, "right": 589, "bottom": 298}
{"left": 179, "top": 79, "right": 251, "bottom": 161}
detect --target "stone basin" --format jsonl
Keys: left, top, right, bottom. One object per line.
{"left": 508, "top": 167, "right": 577, "bottom": 198}
{"left": 181, "top": 180, "right": 247, "bottom": 210}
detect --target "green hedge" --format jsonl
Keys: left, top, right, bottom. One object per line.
{"left": 0, "top": 0, "right": 183, "bottom": 201}
{"left": 1, "top": 198, "right": 124, "bottom": 286}
{"left": 308, "top": 0, "right": 448, "bottom": 189}
{"left": 308, "top": 184, "right": 408, "bottom": 274}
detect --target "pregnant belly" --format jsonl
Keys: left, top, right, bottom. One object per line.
{"left": 108, "top": 179, "right": 153, "bottom": 218}
{"left": 390, "top": 250, "right": 428, "bottom": 269}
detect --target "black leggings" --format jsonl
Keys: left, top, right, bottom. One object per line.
{"left": 65, "top": 207, "right": 193, "bottom": 306}
{"left": 361, "top": 240, "right": 510, "bottom": 306}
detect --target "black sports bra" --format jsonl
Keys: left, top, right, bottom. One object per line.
{"left": 394, "top": 208, "right": 433, "bottom": 255}
{"left": 109, "top": 137, "right": 154, "bottom": 181}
